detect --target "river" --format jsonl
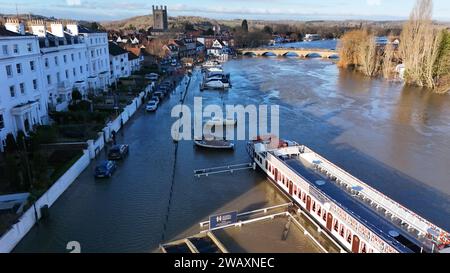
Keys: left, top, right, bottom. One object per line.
{"left": 13, "top": 43, "right": 450, "bottom": 252}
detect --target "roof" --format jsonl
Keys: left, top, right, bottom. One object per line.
{"left": 78, "top": 25, "right": 105, "bottom": 34}
{"left": 128, "top": 52, "right": 139, "bottom": 60}
{"left": 108, "top": 42, "right": 129, "bottom": 56}
{"left": 0, "top": 26, "right": 28, "bottom": 37}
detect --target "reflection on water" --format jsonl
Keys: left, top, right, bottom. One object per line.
{"left": 223, "top": 57, "right": 450, "bottom": 229}
{"left": 14, "top": 56, "right": 450, "bottom": 253}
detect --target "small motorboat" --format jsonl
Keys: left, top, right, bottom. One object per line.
{"left": 194, "top": 135, "right": 234, "bottom": 150}
{"left": 200, "top": 78, "right": 231, "bottom": 90}
{"left": 202, "top": 60, "right": 221, "bottom": 69}
{"left": 205, "top": 117, "right": 237, "bottom": 126}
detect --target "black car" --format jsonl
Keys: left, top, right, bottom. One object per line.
{"left": 108, "top": 144, "right": 129, "bottom": 160}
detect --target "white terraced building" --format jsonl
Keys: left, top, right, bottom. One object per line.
{"left": 0, "top": 19, "right": 113, "bottom": 150}
{"left": 0, "top": 25, "right": 48, "bottom": 149}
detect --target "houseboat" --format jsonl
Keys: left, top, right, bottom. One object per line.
{"left": 247, "top": 138, "right": 450, "bottom": 253}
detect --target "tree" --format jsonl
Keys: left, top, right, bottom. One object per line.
{"left": 4, "top": 133, "right": 17, "bottom": 154}
{"left": 72, "top": 89, "right": 82, "bottom": 102}
{"left": 184, "top": 22, "right": 195, "bottom": 31}
{"left": 399, "top": 0, "right": 441, "bottom": 89}
{"left": 205, "top": 28, "right": 214, "bottom": 36}
{"left": 263, "top": 25, "right": 273, "bottom": 35}
{"left": 241, "top": 19, "right": 249, "bottom": 33}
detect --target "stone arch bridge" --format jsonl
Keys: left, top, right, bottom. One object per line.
{"left": 238, "top": 48, "right": 339, "bottom": 58}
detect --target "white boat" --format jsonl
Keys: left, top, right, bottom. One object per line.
{"left": 194, "top": 139, "right": 234, "bottom": 150}
{"left": 202, "top": 60, "right": 221, "bottom": 68}
{"left": 205, "top": 67, "right": 223, "bottom": 73}
{"left": 205, "top": 117, "right": 237, "bottom": 126}
{"left": 247, "top": 137, "right": 450, "bottom": 253}
{"left": 201, "top": 78, "right": 231, "bottom": 90}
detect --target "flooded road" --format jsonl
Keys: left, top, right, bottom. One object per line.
{"left": 14, "top": 55, "right": 450, "bottom": 252}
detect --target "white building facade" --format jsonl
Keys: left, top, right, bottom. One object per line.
{"left": 0, "top": 19, "right": 112, "bottom": 150}
{"left": 0, "top": 25, "right": 48, "bottom": 148}
{"left": 109, "top": 42, "right": 130, "bottom": 83}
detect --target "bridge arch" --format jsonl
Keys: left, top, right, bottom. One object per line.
{"left": 243, "top": 52, "right": 256, "bottom": 57}
{"left": 328, "top": 54, "right": 340, "bottom": 59}
{"left": 282, "top": 52, "right": 301, "bottom": 57}
{"left": 261, "top": 52, "right": 277, "bottom": 57}
{"left": 305, "top": 53, "right": 322, "bottom": 58}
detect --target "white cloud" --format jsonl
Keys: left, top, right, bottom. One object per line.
{"left": 367, "top": 0, "right": 382, "bottom": 6}
{"left": 66, "top": 0, "right": 82, "bottom": 6}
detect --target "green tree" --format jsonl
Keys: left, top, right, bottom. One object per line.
{"left": 72, "top": 89, "right": 82, "bottom": 102}
{"left": 241, "top": 19, "right": 249, "bottom": 33}
{"left": 263, "top": 25, "right": 273, "bottom": 35}
{"left": 5, "top": 133, "right": 17, "bottom": 154}
{"left": 5, "top": 154, "right": 21, "bottom": 191}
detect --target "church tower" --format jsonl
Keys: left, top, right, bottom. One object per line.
{"left": 152, "top": 5, "right": 168, "bottom": 31}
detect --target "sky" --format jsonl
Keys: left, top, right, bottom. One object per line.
{"left": 1, "top": 0, "right": 450, "bottom": 22}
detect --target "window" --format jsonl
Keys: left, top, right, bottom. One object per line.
{"left": 16, "top": 63, "right": 22, "bottom": 74}
{"left": 6, "top": 65, "right": 12, "bottom": 77}
{"left": 71, "top": 54, "right": 74, "bottom": 61}
{"left": 45, "top": 58, "right": 49, "bottom": 68}
{"left": 47, "top": 75, "right": 51, "bottom": 85}
{"left": 56, "top": 72, "right": 60, "bottom": 83}
{"left": 65, "top": 70, "right": 69, "bottom": 79}
{"left": 19, "top": 83, "right": 25, "bottom": 94}
{"left": 9, "top": 85, "right": 15, "bottom": 98}
{"left": 13, "top": 44, "right": 18, "bottom": 54}
{"left": 91, "top": 50, "right": 94, "bottom": 57}
{"left": 27, "top": 43, "right": 33, "bottom": 52}
{"left": 78, "top": 52, "right": 81, "bottom": 59}
{"left": 0, "top": 114, "right": 4, "bottom": 129}
{"left": 2, "top": 45, "right": 8, "bottom": 55}
{"left": 30, "top": 61, "right": 35, "bottom": 71}
{"left": 33, "top": 79, "right": 38, "bottom": 90}
{"left": 80, "top": 66, "right": 83, "bottom": 73}
{"left": 73, "top": 68, "right": 76, "bottom": 76}
{"left": 55, "top": 56, "right": 58, "bottom": 65}
{"left": 63, "top": 55, "right": 67, "bottom": 63}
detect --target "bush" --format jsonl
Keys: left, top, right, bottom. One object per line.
{"left": 68, "top": 100, "right": 92, "bottom": 112}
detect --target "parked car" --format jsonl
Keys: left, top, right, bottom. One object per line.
{"left": 94, "top": 160, "right": 117, "bottom": 178}
{"left": 154, "top": 91, "right": 165, "bottom": 99}
{"left": 145, "top": 73, "right": 159, "bottom": 81}
{"left": 146, "top": 101, "right": 158, "bottom": 112}
{"left": 108, "top": 144, "right": 129, "bottom": 160}
{"left": 151, "top": 95, "right": 160, "bottom": 104}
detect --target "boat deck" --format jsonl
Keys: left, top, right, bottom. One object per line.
{"left": 282, "top": 155, "right": 426, "bottom": 253}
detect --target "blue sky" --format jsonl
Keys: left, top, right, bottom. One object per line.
{"left": 1, "top": 0, "right": 450, "bottom": 21}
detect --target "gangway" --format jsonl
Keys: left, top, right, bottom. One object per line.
{"left": 194, "top": 163, "right": 255, "bottom": 178}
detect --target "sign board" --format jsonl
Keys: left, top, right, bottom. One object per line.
{"left": 209, "top": 211, "right": 238, "bottom": 229}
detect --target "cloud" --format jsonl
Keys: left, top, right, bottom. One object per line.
{"left": 66, "top": 0, "right": 82, "bottom": 6}
{"left": 366, "top": 0, "right": 382, "bottom": 6}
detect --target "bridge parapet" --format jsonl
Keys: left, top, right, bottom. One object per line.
{"left": 238, "top": 48, "right": 339, "bottom": 58}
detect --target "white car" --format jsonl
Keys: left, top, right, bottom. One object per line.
{"left": 146, "top": 101, "right": 158, "bottom": 112}
{"left": 145, "top": 73, "right": 159, "bottom": 81}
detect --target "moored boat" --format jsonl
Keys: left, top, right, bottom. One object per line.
{"left": 247, "top": 137, "right": 450, "bottom": 253}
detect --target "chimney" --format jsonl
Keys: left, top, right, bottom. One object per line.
{"left": 50, "top": 21, "right": 64, "bottom": 38}
{"left": 66, "top": 21, "right": 79, "bottom": 36}
{"left": 29, "top": 20, "right": 47, "bottom": 37}
{"left": 5, "top": 18, "right": 25, "bottom": 35}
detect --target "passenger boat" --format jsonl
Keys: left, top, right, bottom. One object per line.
{"left": 205, "top": 117, "right": 237, "bottom": 127}
{"left": 247, "top": 137, "right": 450, "bottom": 253}
{"left": 194, "top": 136, "right": 234, "bottom": 150}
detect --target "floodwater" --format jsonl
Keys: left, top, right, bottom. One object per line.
{"left": 13, "top": 50, "right": 450, "bottom": 252}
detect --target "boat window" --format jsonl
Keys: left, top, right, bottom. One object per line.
{"left": 340, "top": 224, "right": 345, "bottom": 237}
{"left": 346, "top": 230, "right": 352, "bottom": 244}
{"left": 312, "top": 201, "right": 316, "bottom": 212}
{"left": 322, "top": 210, "right": 327, "bottom": 221}
{"left": 334, "top": 219, "right": 339, "bottom": 232}
{"left": 361, "top": 242, "right": 367, "bottom": 253}
{"left": 265, "top": 161, "right": 268, "bottom": 170}
{"left": 302, "top": 193, "right": 306, "bottom": 203}
{"left": 317, "top": 206, "right": 321, "bottom": 216}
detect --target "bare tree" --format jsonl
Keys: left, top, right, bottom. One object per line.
{"left": 399, "top": 0, "right": 441, "bottom": 89}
